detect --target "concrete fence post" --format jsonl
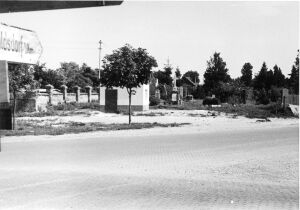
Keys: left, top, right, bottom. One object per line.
{"left": 61, "top": 85, "right": 68, "bottom": 102}
{"left": 74, "top": 86, "right": 81, "bottom": 103}
{"left": 45, "top": 84, "right": 54, "bottom": 105}
{"left": 97, "top": 86, "right": 101, "bottom": 103}
{"left": 85, "top": 86, "right": 92, "bottom": 103}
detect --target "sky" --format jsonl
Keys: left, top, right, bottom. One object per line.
{"left": 0, "top": 1, "right": 298, "bottom": 83}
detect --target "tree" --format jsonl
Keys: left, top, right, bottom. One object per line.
{"left": 175, "top": 67, "right": 181, "bottom": 78}
{"left": 57, "top": 62, "right": 80, "bottom": 87}
{"left": 272, "top": 65, "right": 285, "bottom": 88}
{"left": 153, "top": 64, "right": 173, "bottom": 86}
{"left": 203, "top": 52, "right": 231, "bottom": 96}
{"left": 33, "top": 64, "right": 64, "bottom": 89}
{"left": 101, "top": 44, "right": 157, "bottom": 124}
{"left": 240, "top": 62, "right": 253, "bottom": 86}
{"left": 253, "top": 62, "right": 268, "bottom": 90}
{"left": 80, "top": 63, "right": 100, "bottom": 88}
{"left": 8, "top": 63, "right": 35, "bottom": 129}
{"left": 183, "top": 70, "right": 200, "bottom": 84}
{"left": 289, "top": 50, "right": 299, "bottom": 94}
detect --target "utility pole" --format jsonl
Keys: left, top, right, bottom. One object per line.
{"left": 98, "top": 40, "right": 103, "bottom": 80}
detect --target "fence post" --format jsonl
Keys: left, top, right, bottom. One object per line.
{"left": 45, "top": 84, "right": 54, "bottom": 105}
{"left": 61, "top": 85, "right": 68, "bottom": 103}
{"left": 97, "top": 86, "right": 101, "bottom": 103}
{"left": 85, "top": 86, "right": 92, "bottom": 103}
{"left": 74, "top": 86, "right": 81, "bottom": 103}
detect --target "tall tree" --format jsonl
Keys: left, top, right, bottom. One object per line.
{"left": 240, "top": 62, "right": 253, "bottom": 86}
{"left": 101, "top": 44, "right": 157, "bottom": 124}
{"left": 253, "top": 62, "right": 268, "bottom": 90}
{"left": 289, "top": 50, "right": 299, "bottom": 94}
{"left": 8, "top": 64, "right": 35, "bottom": 129}
{"left": 57, "top": 62, "right": 80, "bottom": 87}
{"left": 183, "top": 70, "right": 200, "bottom": 84}
{"left": 80, "top": 63, "right": 100, "bottom": 88}
{"left": 175, "top": 67, "right": 181, "bottom": 78}
{"left": 272, "top": 65, "right": 285, "bottom": 87}
{"left": 203, "top": 52, "right": 231, "bottom": 95}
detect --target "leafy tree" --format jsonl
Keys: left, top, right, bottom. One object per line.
{"left": 101, "top": 44, "right": 157, "bottom": 124}
{"left": 33, "top": 64, "right": 64, "bottom": 89}
{"left": 272, "top": 65, "right": 285, "bottom": 88}
{"left": 203, "top": 52, "right": 231, "bottom": 95}
{"left": 153, "top": 64, "right": 173, "bottom": 86}
{"left": 183, "top": 70, "right": 200, "bottom": 84}
{"left": 80, "top": 63, "right": 100, "bottom": 88}
{"left": 8, "top": 64, "right": 35, "bottom": 129}
{"left": 57, "top": 62, "right": 80, "bottom": 88}
{"left": 240, "top": 62, "right": 253, "bottom": 86}
{"left": 289, "top": 50, "right": 299, "bottom": 94}
{"left": 175, "top": 67, "right": 181, "bottom": 78}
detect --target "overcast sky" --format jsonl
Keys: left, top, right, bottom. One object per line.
{"left": 0, "top": 1, "right": 298, "bottom": 82}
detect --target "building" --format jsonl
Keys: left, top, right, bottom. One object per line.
{"left": 99, "top": 85, "right": 150, "bottom": 113}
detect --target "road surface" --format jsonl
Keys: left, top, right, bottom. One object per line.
{"left": 0, "top": 126, "right": 298, "bottom": 210}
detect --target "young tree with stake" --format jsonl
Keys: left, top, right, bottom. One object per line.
{"left": 101, "top": 44, "right": 157, "bottom": 124}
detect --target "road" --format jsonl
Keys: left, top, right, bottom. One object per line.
{"left": 0, "top": 126, "right": 298, "bottom": 210}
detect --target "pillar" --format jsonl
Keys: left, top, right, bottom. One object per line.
{"left": 0, "top": 61, "right": 9, "bottom": 107}
{"left": 85, "top": 86, "right": 92, "bottom": 103}
{"left": 97, "top": 86, "right": 101, "bottom": 103}
{"left": 45, "top": 84, "right": 54, "bottom": 105}
{"left": 61, "top": 85, "right": 68, "bottom": 102}
{"left": 74, "top": 86, "right": 81, "bottom": 102}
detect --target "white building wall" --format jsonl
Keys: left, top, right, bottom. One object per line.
{"left": 99, "top": 84, "right": 149, "bottom": 110}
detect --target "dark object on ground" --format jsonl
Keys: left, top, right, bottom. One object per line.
{"left": 185, "top": 95, "right": 194, "bottom": 101}
{"left": 149, "top": 96, "right": 160, "bottom": 106}
{"left": 0, "top": 108, "right": 12, "bottom": 130}
{"left": 203, "top": 97, "right": 220, "bottom": 106}
{"left": 256, "top": 118, "right": 271, "bottom": 122}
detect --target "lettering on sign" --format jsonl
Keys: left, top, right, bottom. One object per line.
{"left": 0, "top": 23, "right": 43, "bottom": 64}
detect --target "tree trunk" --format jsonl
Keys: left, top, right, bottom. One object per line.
{"left": 129, "top": 89, "right": 132, "bottom": 125}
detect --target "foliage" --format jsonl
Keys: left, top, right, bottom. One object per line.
{"left": 33, "top": 64, "right": 64, "bottom": 89}
{"left": 240, "top": 62, "right": 253, "bottom": 86}
{"left": 272, "top": 65, "right": 286, "bottom": 88}
{"left": 80, "top": 63, "right": 100, "bottom": 88}
{"left": 149, "top": 96, "right": 160, "bottom": 106}
{"left": 289, "top": 50, "right": 299, "bottom": 94}
{"left": 183, "top": 70, "right": 200, "bottom": 84}
{"left": 153, "top": 64, "right": 173, "bottom": 86}
{"left": 203, "top": 52, "right": 231, "bottom": 95}
{"left": 8, "top": 63, "right": 36, "bottom": 129}
{"left": 192, "top": 85, "right": 206, "bottom": 99}
{"left": 254, "top": 88, "right": 270, "bottom": 105}
{"left": 101, "top": 44, "right": 157, "bottom": 124}
{"left": 175, "top": 67, "right": 181, "bottom": 78}
{"left": 203, "top": 97, "right": 220, "bottom": 105}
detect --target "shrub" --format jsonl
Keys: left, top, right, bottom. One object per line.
{"left": 203, "top": 97, "right": 220, "bottom": 105}
{"left": 149, "top": 96, "right": 160, "bottom": 106}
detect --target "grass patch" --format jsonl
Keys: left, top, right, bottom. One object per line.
{"left": 0, "top": 120, "right": 190, "bottom": 137}
{"left": 151, "top": 100, "right": 296, "bottom": 119}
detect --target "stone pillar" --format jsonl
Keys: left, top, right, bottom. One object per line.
{"left": 0, "top": 61, "right": 9, "bottom": 107}
{"left": 74, "top": 86, "right": 81, "bottom": 102}
{"left": 97, "top": 86, "right": 101, "bottom": 103}
{"left": 61, "top": 85, "right": 68, "bottom": 102}
{"left": 85, "top": 86, "right": 92, "bottom": 103}
{"left": 45, "top": 84, "right": 54, "bottom": 105}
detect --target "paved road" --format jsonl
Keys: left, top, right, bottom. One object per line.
{"left": 0, "top": 126, "right": 298, "bottom": 210}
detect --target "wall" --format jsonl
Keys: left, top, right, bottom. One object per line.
{"left": 100, "top": 85, "right": 149, "bottom": 111}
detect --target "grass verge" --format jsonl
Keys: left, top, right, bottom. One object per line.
{"left": 151, "top": 100, "right": 296, "bottom": 119}
{"left": 0, "top": 121, "right": 190, "bottom": 137}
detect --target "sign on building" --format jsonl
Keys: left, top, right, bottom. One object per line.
{"left": 0, "top": 23, "right": 43, "bottom": 64}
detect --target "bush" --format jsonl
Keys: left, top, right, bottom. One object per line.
{"left": 203, "top": 97, "right": 220, "bottom": 105}
{"left": 150, "top": 96, "right": 160, "bottom": 106}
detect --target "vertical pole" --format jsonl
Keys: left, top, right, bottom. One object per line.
{"left": 98, "top": 40, "right": 102, "bottom": 80}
